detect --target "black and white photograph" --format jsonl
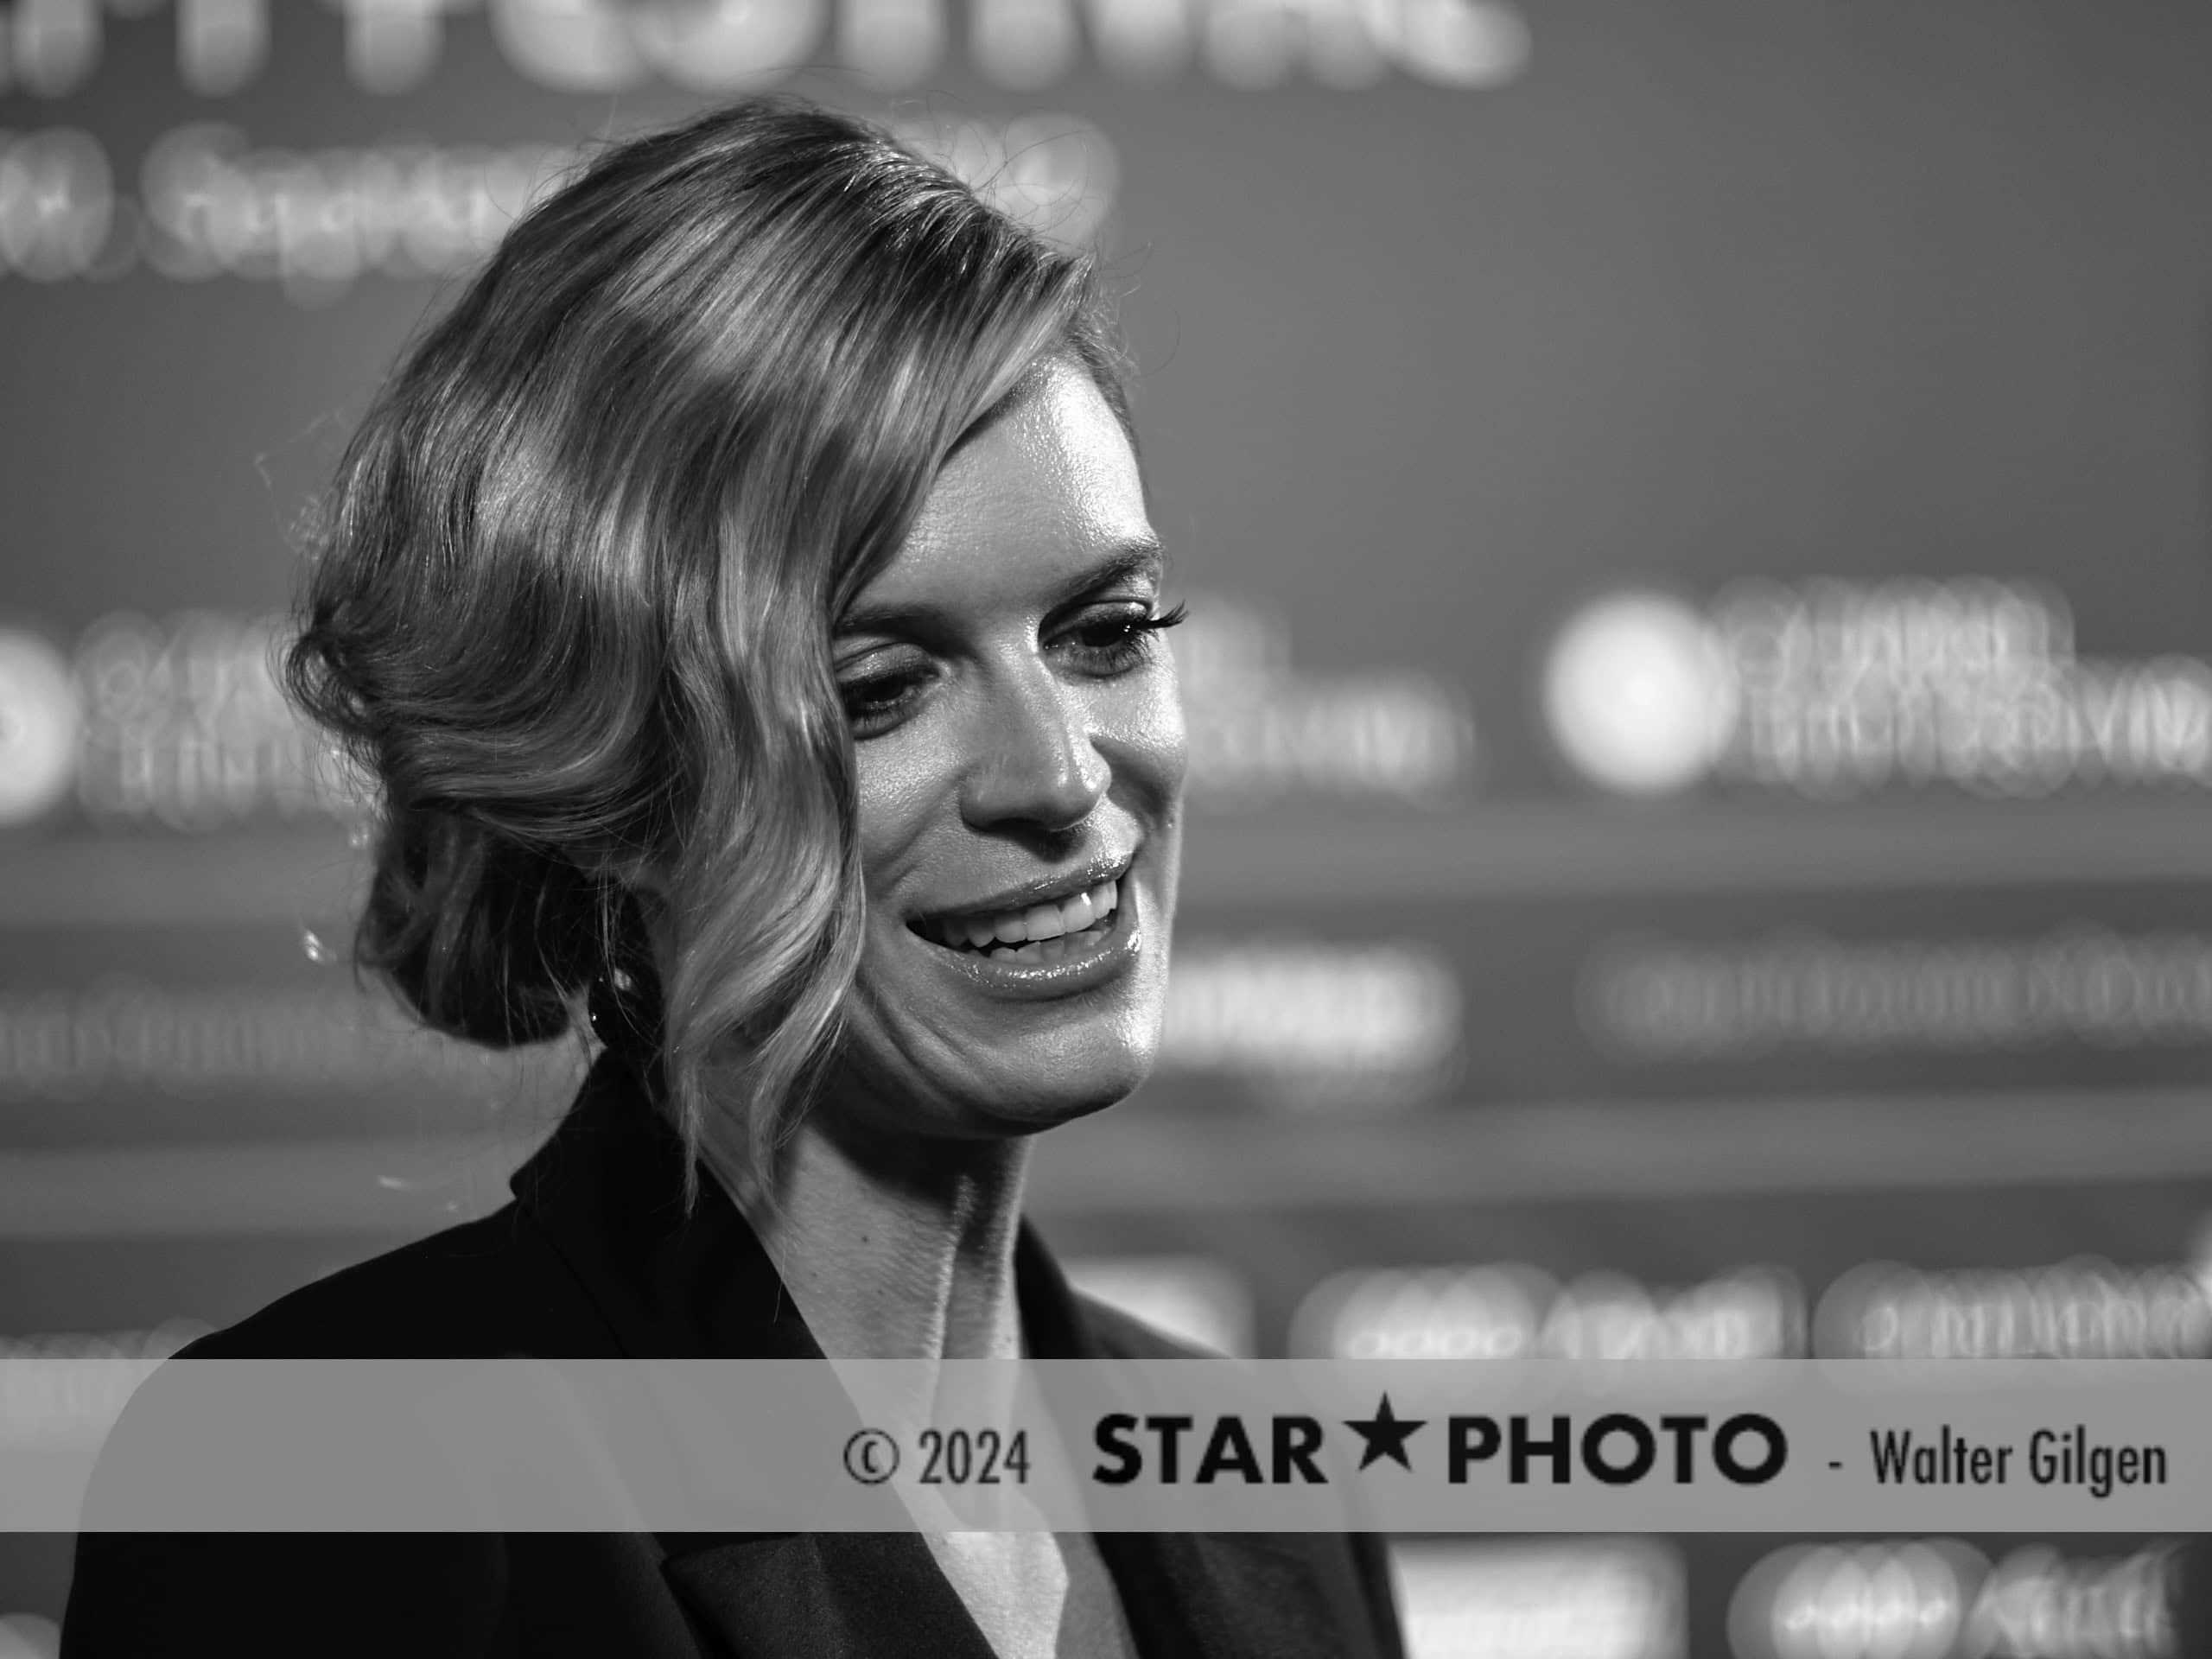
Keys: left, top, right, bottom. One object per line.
{"left": 3, "top": 1, "right": 2209, "bottom": 1654}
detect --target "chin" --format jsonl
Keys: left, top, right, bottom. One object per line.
{"left": 920, "top": 996, "right": 1162, "bottom": 1132}
{"left": 987, "top": 1046, "right": 1158, "bottom": 1135}
{"left": 834, "top": 995, "right": 1166, "bottom": 1141}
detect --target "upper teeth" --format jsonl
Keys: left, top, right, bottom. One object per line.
{"left": 933, "top": 878, "right": 1120, "bottom": 950}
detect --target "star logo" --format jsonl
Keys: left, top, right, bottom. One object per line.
{"left": 1342, "top": 1394, "right": 1427, "bottom": 1471}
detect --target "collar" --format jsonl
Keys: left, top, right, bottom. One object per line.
{"left": 503, "top": 1052, "right": 1363, "bottom": 1659}
{"left": 506, "top": 1049, "right": 1104, "bottom": 1362}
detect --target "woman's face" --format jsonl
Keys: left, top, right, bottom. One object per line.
{"left": 827, "top": 357, "right": 1185, "bottom": 1142}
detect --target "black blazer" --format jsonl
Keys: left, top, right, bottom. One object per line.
{"left": 63, "top": 1053, "right": 1407, "bottom": 1659}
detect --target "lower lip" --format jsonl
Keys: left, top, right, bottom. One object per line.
{"left": 912, "top": 887, "right": 1142, "bottom": 1000}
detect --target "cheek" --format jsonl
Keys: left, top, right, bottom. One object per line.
{"left": 850, "top": 724, "right": 956, "bottom": 889}
{"left": 1158, "top": 685, "right": 1189, "bottom": 794}
{"left": 1108, "top": 662, "right": 1188, "bottom": 801}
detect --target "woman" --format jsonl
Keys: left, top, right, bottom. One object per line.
{"left": 62, "top": 98, "right": 1406, "bottom": 1659}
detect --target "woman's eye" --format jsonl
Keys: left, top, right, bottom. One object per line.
{"left": 837, "top": 665, "right": 931, "bottom": 732}
{"left": 837, "top": 603, "right": 1186, "bottom": 731}
{"left": 1065, "top": 602, "right": 1187, "bottom": 672}
{"left": 1075, "top": 617, "right": 1143, "bottom": 650}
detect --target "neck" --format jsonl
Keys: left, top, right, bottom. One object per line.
{"left": 708, "top": 1105, "right": 1033, "bottom": 1362}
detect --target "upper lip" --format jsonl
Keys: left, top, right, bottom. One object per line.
{"left": 916, "top": 853, "right": 1135, "bottom": 924}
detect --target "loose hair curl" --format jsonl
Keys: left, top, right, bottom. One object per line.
{"left": 286, "top": 98, "right": 1130, "bottom": 1202}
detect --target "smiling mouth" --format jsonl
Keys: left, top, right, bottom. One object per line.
{"left": 912, "top": 876, "right": 1122, "bottom": 965}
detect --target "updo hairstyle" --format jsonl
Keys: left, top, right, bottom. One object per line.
{"left": 284, "top": 97, "right": 1130, "bottom": 1195}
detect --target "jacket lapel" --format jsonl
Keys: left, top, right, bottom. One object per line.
{"left": 659, "top": 1534, "right": 1004, "bottom": 1659}
{"left": 510, "top": 1057, "right": 999, "bottom": 1658}
{"left": 1017, "top": 1229, "right": 1388, "bottom": 1659}
{"left": 506, "top": 1055, "right": 1376, "bottom": 1659}
{"left": 1102, "top": 1532, "right": 1396, "bottom": 1659}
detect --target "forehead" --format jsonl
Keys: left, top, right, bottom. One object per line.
{"left": 855, "top": 359, "right": 1152, "bottom": 612}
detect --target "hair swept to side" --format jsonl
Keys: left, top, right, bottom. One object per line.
{"left": 286, "top": 96, "right": 1133, "bottom": 1205}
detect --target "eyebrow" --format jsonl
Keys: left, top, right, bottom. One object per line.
{"left": 834, "top": 538, "right": 1165, "bottom": 639}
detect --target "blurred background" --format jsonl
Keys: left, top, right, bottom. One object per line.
{"left": 3, "top": 0, "right": 2209, "bottom": 1653}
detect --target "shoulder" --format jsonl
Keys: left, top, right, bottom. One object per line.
{"left": 185, "top": 1204, "right": 613, "bottom": 1359}
{"left": 69, "top": 1216, "right": 577, "bottom": 1652}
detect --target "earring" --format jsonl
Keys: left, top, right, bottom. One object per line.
{"left": 587, "top": 962, "right": 659, "bottom": 1054}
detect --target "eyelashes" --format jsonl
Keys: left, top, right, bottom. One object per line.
{"left": 1068, "top": 601, "right": 1188, "bottom": 673}
{"left": 837, "top": 601, "right": 1188, "bottom": 735}
{"left": 839, "top": 670, "right": 928, "bottom": 732}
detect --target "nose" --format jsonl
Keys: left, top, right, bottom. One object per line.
{"left": 958, "top": 660, "right": 1109, "bottom": 835}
